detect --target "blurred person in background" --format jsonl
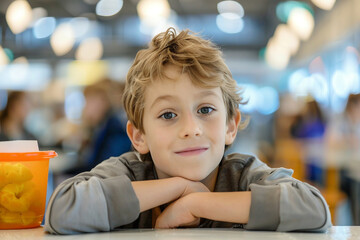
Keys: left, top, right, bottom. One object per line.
{"left": 326, "top": 93, "right": 360, "bottom": 225}
{"left": 274, "top": 96, "right": 349, "bottom": 224}
{"left": 0, "top": 91, "right": 36, "bottom": 141}
{"left": 290, "top": 98, "right": 326, "bottom": 139}
{"left": 67, "top": 79, "right": 131, "bottom": 174}
{"left": 290, "top": 97, "right": 327, "bottom": 186}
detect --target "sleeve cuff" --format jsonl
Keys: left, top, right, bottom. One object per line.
{"left": 245, "top": 184, "right": 280, "bottom": 230}
{"left": 99, "top": 176, "right": 140, "bottom": 229}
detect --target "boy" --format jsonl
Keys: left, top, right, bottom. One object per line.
{"left": 45, "top": 28, "right": 331, "bottom": 234}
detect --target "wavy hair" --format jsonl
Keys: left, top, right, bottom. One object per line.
{"left": 123, "top": 28, "right": 245, "bottom": 133}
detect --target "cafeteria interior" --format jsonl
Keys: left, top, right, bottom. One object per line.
{"left": 0, "top": 0, "right": 360, "bottom": 227}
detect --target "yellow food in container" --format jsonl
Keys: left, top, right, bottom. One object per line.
{"left": 0, "top": 151, "right": 57, "bottom": 229}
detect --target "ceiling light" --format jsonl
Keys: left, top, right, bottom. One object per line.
{"left": 137, "top": 0, "right": 171, "bottom": 27}
{"left": 217, "top": 1, "right": 244, "bottom": 18}
{"left": 33, "top": 17, "right": 56, "bottom": 39}
{"left": 276, "top": 1, "right": 313, "bottom": 23}
{"left": 265, "top": 40, "right": 291, "bottom": 70}
{"left": 96, "top": 0, "right": 123, "bottom": 17}
{"left": 216, "top": 14, "right": 244, "bottom": 34}
{"left": 273, "top": 24, "right": 300, "bottom": 55}
{"left": 288, "top": 8, "right": 314, "bottom": 41}
{"left": 5, "top": 0, "right": 33, "bottom": 34}
{"left": 50, "top": 23, "right": 75, "bottom": 56}
{"left": 311, "top": 0, "right": 336, "bottom": 10}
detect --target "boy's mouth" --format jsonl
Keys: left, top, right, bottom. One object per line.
{"left": 174, "top": 147, "right": 208, "bottom": 156}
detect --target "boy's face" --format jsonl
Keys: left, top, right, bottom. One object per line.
{"left": 128, "top": 65, "right": 239, "bottom": 181}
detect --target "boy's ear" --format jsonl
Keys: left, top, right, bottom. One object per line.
{"left": 225, "top": 109, "right": 241, "bottom": 145}
{"left": 126, "top": 121, "right": 149, "bottom": 154}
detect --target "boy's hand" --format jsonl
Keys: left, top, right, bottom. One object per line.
{"left": 156, "top": 191, "right": 252, "bottom": 229}
{"left": 155, "top": 195, "right": 198, "bottom": 229}
{"left": 181, "top": 181, "right": 209, "bottom": 197}
{"left": 155, "top": 180, "right": 208, "bottom": 228}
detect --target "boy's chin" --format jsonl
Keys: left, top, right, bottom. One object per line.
{"left": 181, "top": 176, "right": 205, "bottom": 182}
{"left": 178, "top": 172, "right": 211, "bottom": 182}
{"left": 175, "top": 166, "right": 219, "bottom": 183}
{"left": 157, "top": 166, "right": 216, "bottom": 182}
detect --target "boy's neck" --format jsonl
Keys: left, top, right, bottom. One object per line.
{"left": 154, "top": 165, "right": 219, "bottom": 192}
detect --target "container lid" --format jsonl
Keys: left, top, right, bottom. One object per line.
{"left": 0, "top": 151, "right": 57, "bottom": 161}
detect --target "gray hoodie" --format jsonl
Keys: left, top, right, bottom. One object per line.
{"left": 45, "top": 152, "right": 331, "bottom": 234}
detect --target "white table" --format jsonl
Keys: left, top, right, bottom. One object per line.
{"left": 0, "top": 226, "right": 359, "bottom": 240}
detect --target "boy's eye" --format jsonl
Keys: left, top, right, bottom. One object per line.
{"left": 160, "top": 112, "right": 177, "bottom": 120}
{"left": 198, "top": 107, "right": 214, "bottom": 115}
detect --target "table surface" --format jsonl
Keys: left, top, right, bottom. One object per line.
{"left": 1, "top": 226, "right": 359, "bottom": 240}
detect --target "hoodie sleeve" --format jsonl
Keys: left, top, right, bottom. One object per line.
{"left": 44, "top": 154, "right": 140, "bottom": 235}
{"left": 239, "top": 156, "right": 332, "bottom": 232}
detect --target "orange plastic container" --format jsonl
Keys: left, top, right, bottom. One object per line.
{"left": 0, "top": 151, "right": 57, "bottom": 229}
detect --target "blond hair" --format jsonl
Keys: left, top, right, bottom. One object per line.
{"left": 123, "top": 28, "right": 244, "bottom": 133}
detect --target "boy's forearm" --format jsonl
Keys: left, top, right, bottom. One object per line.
{"left": 186, "top": 191, "right": 252, "bottom": 224}
{"left": 131, "top": 177, "right": 191, "bottom": 212}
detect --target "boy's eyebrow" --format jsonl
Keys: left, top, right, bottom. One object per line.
{"left": 150, "top": 95, "right": 175, "bottom": 109}
{"left": 150, "top": 90, "right": 222, "bottom": 109}
{"left": 198, "top": 90, "right": 222, "bottom": 100}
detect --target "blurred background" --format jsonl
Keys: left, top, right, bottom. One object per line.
{"left": 0, "top": 0, "right": 359, "bottom": 226}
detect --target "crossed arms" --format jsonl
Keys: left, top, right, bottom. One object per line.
{"left": 131, "top": 177, "right": 251, "bottom": 228}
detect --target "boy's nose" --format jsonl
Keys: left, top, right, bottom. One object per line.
{"left": 179, "top": 113, "right": 202, "bottom": 138}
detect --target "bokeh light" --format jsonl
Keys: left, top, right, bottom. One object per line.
{"left": 273, "top": 24, "right": 300, "bottom": 55}
{"left": 65, "top": 90, "right": 86, "bottom": 122}
{"left": 50, "top": 23, "right": 76, "bottom": 56}
{"left": 5, "top": 0, "right": 33, "bottom": 34}
{"left": 217, "top": 1, "right": 244, "bottom": 18}
{"left": 137, "top": 0, "right": 171, "bottom": 28}
{"left": 33, "top": 17, "right": 56, "bottom": 39}
{"left": 75, "top": 37, "right": 104, "bottom": 61}
{"left": 331, "top": 70, "right": 360, "bottom": 97}
{"left": 70, "top": 17, "right": 91, "bottom": 39}
{"left": 96, "top": 0, "right": 123, "bottom": 17}
{"left": 276, "top": 1, "right": 313, "bottom": 23}
{"left": 265, "top": 39, "right": 291, "bottom": 70}
{"left": 216, "top": 14, "right": 244, "bottom": 34}
{"left": 255, "top": 86, "right": 280, "bottom": 115}
{"left": 311, "top": 0, "right": 336, "bottom": 10}
{"left": 288, "top": 7, "right": 314, "bottom": 41}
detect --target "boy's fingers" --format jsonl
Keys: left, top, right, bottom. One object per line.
{"left": 155, "top": 197, "right": 199, "bottom": 229}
